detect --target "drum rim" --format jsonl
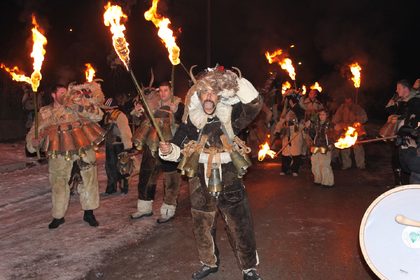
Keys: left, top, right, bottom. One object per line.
{"left": 359, "top": 184, "right": 420, "bottom": 280}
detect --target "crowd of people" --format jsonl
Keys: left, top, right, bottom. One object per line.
{"left": 23, "top": 65, "right": 420, "bottom": 279}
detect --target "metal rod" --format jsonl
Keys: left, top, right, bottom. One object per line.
{"left": 355, "top": 87, "right": 359, "bottom": 104}
{"left": 179, "top": 61, "right": 190, "bottom": 77}
{"left": 34, "top": 91, "right": 41, "bottom": 159}
{"left": 355, "top": 135, "right": 396, "bottom": 144}
{"left": 171, "top": 64, "right": 175, "bottom": 94}
{"left": 128, "top": 68, "right": 164, "bottom": 141}
{"left": 274, "top": 132, "right": 300, "bottom": 157}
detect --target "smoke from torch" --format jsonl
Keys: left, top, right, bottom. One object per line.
{"left": 144, "top": 0, "right": 180, "bottom": 65}
{"left": 103, "top": 2, "right": 130, "bottom": 70}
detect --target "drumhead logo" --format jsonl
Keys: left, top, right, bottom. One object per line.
{"left": 402, "top": 226, "right": 420, "bottom": 248}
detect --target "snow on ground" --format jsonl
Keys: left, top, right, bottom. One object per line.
{"left": 0, "top": 142, "right": 184, "bottom": 280}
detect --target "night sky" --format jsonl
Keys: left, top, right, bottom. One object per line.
{"left": 0, "top": 0, "right": 419, "bottom": 119}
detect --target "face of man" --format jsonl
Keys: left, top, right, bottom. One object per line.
{"left": 199, "top": 90, "right": 219, "bottom": 115}
{"left": 309, "top": 90, "right": 317, "bottom": 100}
{"left": 396, "top": 83, "right": 410, "bottom": 99}
{"left": 52, "top": 87, "right": 67, "bottom": 105}
{"left": 319, "top": 111, "right": 328, "bottom": 122}
{"left": 344, "top": 97, "right": 353, "bottom": 106}
{"left": 159, "top": 85, "right": 172, "bottom": 102}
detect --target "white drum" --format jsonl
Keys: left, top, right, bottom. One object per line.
{"left": 360, "top": 185, "right": 420, "bottom": 280}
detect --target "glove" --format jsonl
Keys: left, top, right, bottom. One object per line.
{"left": 235, "top": 78, "right": 259, "bottom": 104}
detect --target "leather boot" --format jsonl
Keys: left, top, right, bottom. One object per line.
{"left": 48, "top": 217, "right": 65, "bottom": 229}
{"left": 192, "top": 265, "right": 218, "bottom": 280}
{"left": 130, "top": 200, "right": 153, "bottom": 219}
{"left": 83, "top": 210, "right": 99, "bottom": 227}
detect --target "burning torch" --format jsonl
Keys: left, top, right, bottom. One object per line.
{"left": 143, "top": 0, "right": 190, "bottom": 91}
{"left": 265, "top": 49, "right": 297, "bottom": 89}
{"left": 104, "top": 2, "right": 164, "bottom": 141}
{"left": 0, "top": 15, "right": 47, "bottom": 157}
{"left": 349, "top": 62, "right": 361, "bottom": 104}
{"left": 84, "top": 63, "right": 96, "bottom": 82}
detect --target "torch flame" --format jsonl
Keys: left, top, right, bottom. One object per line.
{"left": 144, "top": 0, "right": 180, "bottom": 65}
{"left": 104, "top": 2, "right": 130, "bottom": 70}
{"left": 84, "top": 63, "right": 96, "bottom": 82}
{"left": 301, "top": 85, "right": 307, "bottom": 95}
{"left": 334, "top": 125, "right": 358, "bottom": 149}
{"left": 30, "top": 15, "right": 47, "bottom": 92}
{"left": 0, "top": 64, "right": 32, "bottom": 84}
{"left": 281, "top": 81, "right": 291, "bottom": 95}
{"left": 0, "top": 15, "right": 47, "bottom": 92}
{"left": 258, "top": 142, "right": 276, "bottom": 161}
{"left": 310, "top": 82, "right": 323, "bottom": 92}
{"left": 349, "top": 62, "right": 361, "bottom": 88}
{"left": 265, "top": 49, "right": 296, "bottom": 80}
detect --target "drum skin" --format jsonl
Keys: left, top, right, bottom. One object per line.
{"left": 360, "top": 185, "right": 420, "bottom": 280}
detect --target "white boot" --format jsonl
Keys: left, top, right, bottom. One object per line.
{"left": 157, "top": 203, "right": 176, "bottom": 224}
{"left": 130, "top": 199, "right": 153, "bottom": 219}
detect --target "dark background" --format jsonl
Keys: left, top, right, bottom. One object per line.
{"left": 0, "top": 0, "right": 419, "bottom": 124}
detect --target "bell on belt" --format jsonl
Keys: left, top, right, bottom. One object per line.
{"left": 208, "top": 164, "right": 222, "bottom": 197}
{"left": 230, "top": 150, "right": 251, "bottom": 178}
{"left": 183, "top": 151, "right": 200, "bottom": 178}
{"left": 177, "top": 155, "right": 188, "bottom": 175}
{"left": 88, "top": 122, "right": 106, "bottom": 145}
{"left": 60, "top": 127, "right": 76, "bottom": 157}
{"left": 46, "top": 127, "right": 60, "bottom": 158}
{"left": 72, "top": 125, "right": 90, "bottom": 151}
{"left": 81, "top": 122, "right": 101, "bottom": 145}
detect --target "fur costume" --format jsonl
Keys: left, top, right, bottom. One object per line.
{"left": 159, "top": 67, "right": 263, "bottom": 274}
{"left": 130, "top": 87, "right": 185, "bottom": 220}
{"left": 25, "top": 81, "right": 104, "bottom": 222}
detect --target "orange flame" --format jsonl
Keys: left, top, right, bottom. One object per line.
{"left": 281, "top": 81, "right": 292, "bottom": 95}
{"left": 349, "top": 62, "right": 361, "bottom": 88}
{"left": 30, "top": 16, "right": 47, "bottom": 92}
{"left": 0, "top": 64, "right": 32, "bottom": 84}
{"left": 310, "top": 82, "right": 323, "bottom": 92}
{"left": 104, "top": 2, "right": 130, "bottom": 70}
{"left": 0, "top": 15, "right": 47, "bottom": 92}
{"left": 258, "top": 142, "right": 276, "bottom": 161}
{"left": 334, "top": 125, "right": 358, "bottom": 149}
{"left": 84, "top": 63, "right": 96, "bottom": 82}
{"left": 144, "top": 0, "right": 180, "bottom": 65}
{"left": 301, "top": 85, "right": 307, "bottom": 95}
{"left": 265, "top": 49, "right": 296, "bottom": 80}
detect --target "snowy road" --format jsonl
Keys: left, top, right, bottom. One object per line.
{"left": 0, "top": 142, "right": 189, "bottom": 280}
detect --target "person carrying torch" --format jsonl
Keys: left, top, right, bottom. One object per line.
{"left": 332, "top": 94, "right": 368, "bottom": 170}
{"left": 159, "top": 66, "right": 263, "bottom": 280}
{"left": 26, "top": 81, "right": 106, "bottom": 229}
